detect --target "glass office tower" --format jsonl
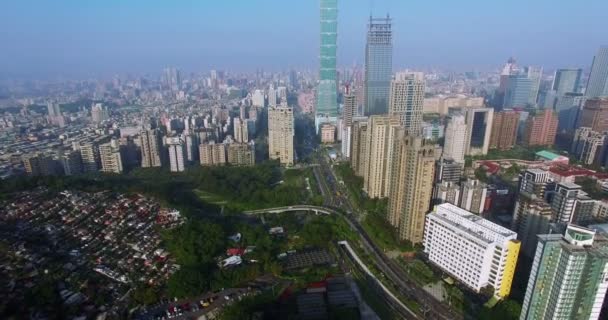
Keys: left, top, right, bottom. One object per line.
{"left": 316, "top": 0, "right": 339, "bottom": 129}
{"left": 365, "top": 15, "right": 393, "bottom": 115}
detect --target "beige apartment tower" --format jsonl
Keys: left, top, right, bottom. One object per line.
{"left": 388, "top": 72, "right": 425, "bottom": 134}
{"left": 140, "top": 129, "right": 162, "bottom": 168}
{"left": 350, "top": 118, "right": 369, "bottom": 177}
{"left": 268, "top": 106, "right": 295, "bottom": 166}
{"left": 387, "top": 133, "right": 436, "bottom": 243}
{"left": 490, "top": 110, "right": 519, "bottom": 150}
{"left": 227, "top": 143, "right": 255, "bottom": 166}
{"left": 199, "top": 141, "right": 226, "bottom": 166}
{"left": 363, "top": 115, "right": 401, "bottom": 199}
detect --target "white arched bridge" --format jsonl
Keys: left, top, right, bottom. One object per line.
{"left": 243, "top": 205, "right": 338, "bottom": 216}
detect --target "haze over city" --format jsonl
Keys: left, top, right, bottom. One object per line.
{"left": 2, "top": 0, "right": 608, "bottom": 78}
{"left": 2, "top": 1, "right": 608, "bottom": 320}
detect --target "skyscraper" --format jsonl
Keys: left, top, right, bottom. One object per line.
{"left": 489, "top": 110, "right": 519, "bottom": 150}
{"left": 585, "top": 46, "right": 608, "bottom": 98}
{"left": 503, "top": 74, "right": 533, "bottom": 108}
{"left": 520, "top": 225, "right": 608, "bottom": 320}
{"left": 316, "top": 0, "right": 339, "bottom": 128}
{"left": 552, "top": 68, "right": 582, "bottom": 96}
{"left": 443, "top": 114, "right": 468, "bottom": 163}
{"left": 387, "top": 133, "right": 435, "bottom": 243}
{"left": 364, "top": 15, "right": 393, "bottom": 115}
{"left": 268, "top": 106, "right": 295, "bottom": 166}
{"left": 524, "top": 66, "right": 543, "bottom": 106}
{"left": 388, "top": 72, "right": 425, "bottom": 134}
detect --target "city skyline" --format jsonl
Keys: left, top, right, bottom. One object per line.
{"left": 1, "top": 0, "right": 608, "bottom": 78}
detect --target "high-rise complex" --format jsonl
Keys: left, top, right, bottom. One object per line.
{"left": 91, "top": 103, "right": 109, "bottom": 124}
{"left": 99, "top": 141, "right": 123, "bottom": 174}
{"left": 435, "top": 157, "right": 462, "bottom": 183}
{"left": 363, "top": 115, "right": 400, "bottom": 198}
{"left": 388, "top": 72, "right": 425, "bottom": 134}
{"left": 459, "top": 179, "right": 488, "bottom": 215}
{"left": 199, "top": 141, "right": 226, "bottom": 166}
{"left": 316, "top": 0, "right": 339, "bottom": 128}
{"left": 489, "top": 110, "right": 519, "bottom": 150}
{"left": 364, "top": 15, "right": 393, "bottom": 115}
{"left": 465, "top": 108, "right": 494, "bottom": 156}
{"left": 511, "top": 169, "right": 553, "bottom": 257}
{"left": 387, "top": 134, "right": 435, "bottom": 243}
{"left": 227, "top": 143, "right": 255, "bottom": 166}
{"left": 423, "top": 203, "right": 520, "bottom": 299}
{"left": 551, "top": 182, "right": 583, "bottom": 224}
{"left": 140, "top": 129, "right": 162, "bottom": 168}
{"left": 552, "top": 68, "right": 582, "bottom": 96}
{"left": 571, "top": 127, "right": 606, "bottom": 165}
{"left": 47, "top": 102, "right": 61, "bottom": 117}
{"left": 252, "top": 89, "right": 265, "bottom": 107}
{"left": 579, "top": 97, "right": 608, "bottom": 132}
{"left": 585, "top": 46, "right": 608, "bottom": 98}
{"left": 79, "top": 142, "right": 101, "bottom": 173}
{"left": 433, "top": 181, "right": 461, "bottom": 206}
{"left": 166, "top": 137, "right": 186, "bottom": 172}
{"left": 268, "top": 106, "right": 295, "bottom": 166}
{"left": 520, "top": 225, "right": 608, "bottom": 320}
{"left": 185, "top": 134, "right": 198, "bottom": 163}
{"left": 523, "top": 109, "right": 558, "bottom": 146}
{"left": 442, "top": 114, "right": 468, "bottom": 163}
{"left": 61, "top": 150, "right": 82, "bottom": 176}
{"left": 233, "top": 117, "right": 249, "bottom": 143}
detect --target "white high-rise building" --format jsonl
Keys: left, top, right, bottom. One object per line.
{"left": 268, "top": 106, "right": 294, "bottom": 166}
{"left": 91, "top": 103, "right": 109, "bottom": 124}
{"left": 277, "top": 86, "right": 287, "bottom": 104}
{"left": 252, "top": 89, "right": 265, "bottom": 107}
{"left": 268, "top": 86, "right": 277, "bottom": 107}
{"left": 166, "top": 137, "right": 186, "bottom": 172}
{"left": 423, "top": 203, "right": 520, "bottom": 299}
{"left": 99, "top": 141, "right": 123, "bottom": 174}
{"left": 233, "top": 117, "right": 249, "bottom": 143}
{"left": 443, "top": 114, "right": 468, "bottom": 164}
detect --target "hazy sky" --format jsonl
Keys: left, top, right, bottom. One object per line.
{"left": 1, "top": 0, "right": 607, "bottom": 78}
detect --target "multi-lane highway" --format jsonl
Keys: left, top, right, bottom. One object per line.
{"left": 313, "top": 151, "right": 461, "bottom": 320}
